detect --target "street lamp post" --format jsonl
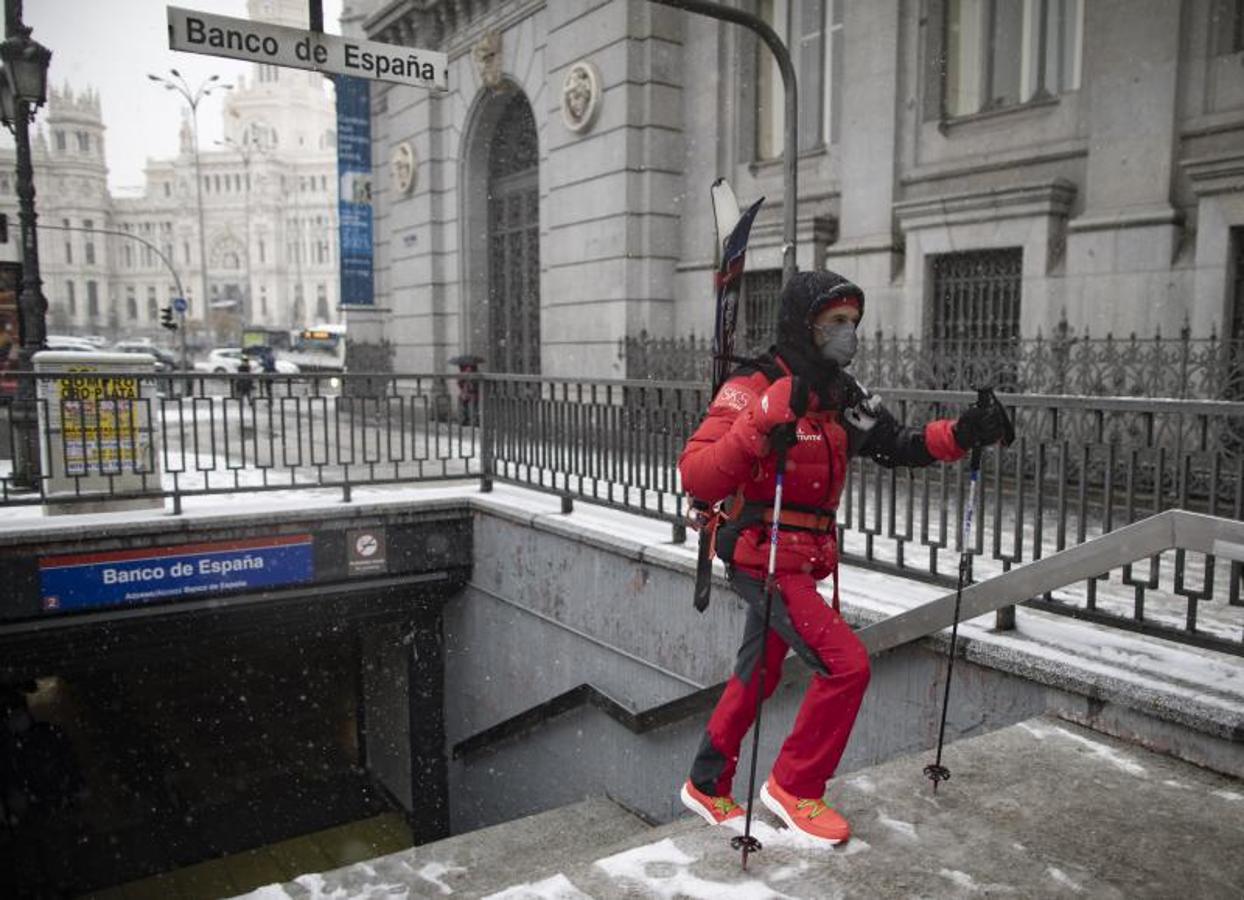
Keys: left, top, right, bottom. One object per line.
{"left": 0, "top": 0, "right": 53, "bottom": 490}
{"left": 217, "top": 135, "right": 266, "bottom": 332}
{"left": 147, "top": 70, "right": 230, "bottom": 342}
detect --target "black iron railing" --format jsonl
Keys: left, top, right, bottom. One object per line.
{"left": 621, "top": 328, "right": 1244, "bottom": 400}
{"left": 0, "top": 371, "right": 480, "bottom": 513}
{"left": 2, "top": 370, "right": 1241, "bottom": 653}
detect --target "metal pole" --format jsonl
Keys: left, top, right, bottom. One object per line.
{"left": 190, "top": 102, "right": 211, "bottom": 341}
{"left": 309, "top": 0, "right": 324, "bottom": 33}
{"left": 148, "top": 73, "right": 229, "bottom": 349}
{"left": 7, "top": 0, "right": 49, "bottom": 489}
{"left": 648, "top": 0, "right": 797, "bottom": 284}
{"left": 240, "top": 146, "right": 252, "bottom": 331}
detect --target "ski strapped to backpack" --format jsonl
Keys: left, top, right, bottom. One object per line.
{"left": 690, "top": 179, "right": 765, "bottom": 614}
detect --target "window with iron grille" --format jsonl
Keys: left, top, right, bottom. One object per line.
{"left": 487, "top": 93, "right": 541, "bottom": 375}
{"left": 929, "top": 248, "right": 1023, "bottom": 389}
{"left": 742, "top": 269, "right": 784, "bottom": 352}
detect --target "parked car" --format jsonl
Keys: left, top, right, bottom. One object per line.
{"left": 44, "top": 336, "right": 95, "bottom": 353}
{"left": 194, "top": 348, "right": 299, "bottom": 374}
{"left": 112, "top": 342, "right": 179, "bottom": 372}
{"left": 45, "top": 334, "right": 97, "bottom": 353}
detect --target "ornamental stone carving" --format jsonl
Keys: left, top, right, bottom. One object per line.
{"left": 560, "top": 61, "right": 601, "bottom": 134}
{"left": 472, "top": 30, "right": 503, "bottom": 90}
{"left": 391, "top": 141, "right": 416, "bottom": 196}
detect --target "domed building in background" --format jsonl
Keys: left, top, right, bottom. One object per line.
{"left": 0, "top": 0, "right": 341, "bottom": 350}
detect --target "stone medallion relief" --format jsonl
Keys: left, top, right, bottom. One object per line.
{"left": 560, "top": 60, "right": 602, "bottom": 134}
{"left": 391, "top": 141, "right": 416, "bottom": 197}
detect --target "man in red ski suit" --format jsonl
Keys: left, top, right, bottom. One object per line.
{"left": 677, "top": 270, "right": 1010, "bottom": 844}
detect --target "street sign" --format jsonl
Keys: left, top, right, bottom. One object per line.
{"left": 166, "top": 6, "right": 448, "bottom": 91}
{"left": 172, "top": 296, "right": 188, "bottom": 314}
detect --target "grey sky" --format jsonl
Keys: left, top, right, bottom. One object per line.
{"left": 25, "top": 0, "right": 344, "bottom": 192}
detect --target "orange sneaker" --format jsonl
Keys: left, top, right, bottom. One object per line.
{"left": 680, "top": 779, "right": 744, "bottom": 826}
{"left": 760, "top": 776, "right": 850, "bottom": 844}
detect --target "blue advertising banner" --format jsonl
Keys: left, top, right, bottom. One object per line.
{"left": 39, "top": 535, "right": 315, "bottom": 613}
{"left": 335, "top": 75, "right": 374, "bottom": 306}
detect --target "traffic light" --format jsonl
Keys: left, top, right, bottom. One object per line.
{"left": 160, "top": 306, "right": 177, "bottom": 331}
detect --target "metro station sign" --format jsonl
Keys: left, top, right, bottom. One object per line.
{"left": 38, "top": 535, "right": 315, "bottom": 613}
{"left": 167, "top": 6, "right": 448, "bottom": 91}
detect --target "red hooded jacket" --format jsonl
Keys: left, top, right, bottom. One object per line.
{"left": 679, "top": 355, "right": 964, "bottom": 578}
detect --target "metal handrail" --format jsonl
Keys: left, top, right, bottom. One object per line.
{"left": 858, "top": 510, "right": 1244, "bottom": 656}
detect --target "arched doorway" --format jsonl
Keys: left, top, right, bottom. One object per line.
{"left": 485, "top": 92, "right": 540, "bottom": 374}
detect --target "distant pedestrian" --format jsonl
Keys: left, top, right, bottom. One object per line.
{"left": 449, "top": 354, "right": 484, "bottom": 426}
{"left": 236, "top": 354, "right": 253, "bottom": 404}
{"left": 257, "top": 346, "right": 277, "bottom": 398}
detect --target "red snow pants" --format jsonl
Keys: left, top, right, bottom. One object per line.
{"left": 689, "top": 567, "right": 871, "bottom": 800}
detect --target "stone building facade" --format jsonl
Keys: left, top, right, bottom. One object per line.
{"left": 349, "top": 0, "right": 1244, "bottom": 378}
{"left": 1, "top": 0, "right": 341, "bottom": 348}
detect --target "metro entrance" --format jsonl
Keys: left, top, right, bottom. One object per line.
{"left": 1, "top": 610, "right": 424, "bottom": 896}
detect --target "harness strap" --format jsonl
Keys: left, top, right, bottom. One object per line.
{"left": 832, "top": 556, "right": 841, "bottom": 612}
{"left": 736, "top": 500, "right": 836, "bottom": 534}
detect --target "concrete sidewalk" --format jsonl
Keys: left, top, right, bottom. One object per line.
{"left": 237, "top": 715, "right": 1244, "bottom": 899}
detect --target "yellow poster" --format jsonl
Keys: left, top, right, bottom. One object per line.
{"left": 55, "top": 372, "right": 148, "bottom": 476}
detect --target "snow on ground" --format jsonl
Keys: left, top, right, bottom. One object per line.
{"left": 720, "top": 818, "right": 872, "bottom": 858}
{"left": 937, "top": 869, "right": 979, "bottom": 891}
{"left": 592, "top": 838, "right": 798, "bottom": 900}
{"left": 875, "top": 813, "right": 918, "bottom": 840}
{"left": 416, "top": 861, "right": 467, "bottom": 895}
{"left": 1016, "top": 722, "right": 1148, "bottom": 777}
{"left": 481, "top": 873, "right": 594, "bottom": 900}
{"left": 1047, "top": 867, "right": 1086, "bottom": 893}
{"left": 845, "top": 774, "right": 876, "bottom": 794}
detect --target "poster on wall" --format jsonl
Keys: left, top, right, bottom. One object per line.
{"left": 335, "top": 74, "right": 374, "bottom": 307}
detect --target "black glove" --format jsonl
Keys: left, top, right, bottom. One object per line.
{"left": 954, "top": 401, "right": 1010, "bottom": 450}
{"left": 768, "top": 378, "right": 808, "bottom": 454}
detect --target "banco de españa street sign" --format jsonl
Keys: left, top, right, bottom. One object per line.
{"left": 167, "top": 5, "right": 448, "bottom": 91}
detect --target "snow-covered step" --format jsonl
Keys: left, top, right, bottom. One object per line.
{"left": 485, "top": 715, "right": 1244, "bottom": 899}
{"left": 233, "top": 796, "right": 651, "bottom": 899}
{"left": 237, "top": 715, "right": 1243, "bottom": 898}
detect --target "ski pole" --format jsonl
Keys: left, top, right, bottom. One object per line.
{"left": 924, "top": 388, "right": 1011, "bottom": 791}
{"left": 730, "top": 427, "right": 791, "bottom": 870}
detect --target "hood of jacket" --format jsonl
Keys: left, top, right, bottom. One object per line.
{"left": 773, "top": 270, "right": 865, "bottom": 391}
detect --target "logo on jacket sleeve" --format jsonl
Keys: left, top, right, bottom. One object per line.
{"left": 715, "top": 384, "right": 754, "bottom": 412}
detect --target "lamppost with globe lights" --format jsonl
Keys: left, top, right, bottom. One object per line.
{"left": 0, "top": 0, "right": 53, "bottom": 489}
{"left": 146, "top": 70, "right": 230, "bottom": 337}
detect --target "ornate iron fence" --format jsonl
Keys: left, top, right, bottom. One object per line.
{"left": 620, "top": 325, "right": 1244, "bottom": 400}
{"left": 484, "top": 377, "right": 1244, "bottom": 655}
{"left": 3, "top": 370, "right": 1241, "bottom": 654}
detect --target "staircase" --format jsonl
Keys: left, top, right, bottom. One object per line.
{"left": 235, "top": 714, "right": 1244, "bottom": 899}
